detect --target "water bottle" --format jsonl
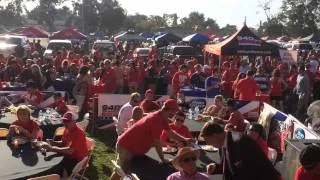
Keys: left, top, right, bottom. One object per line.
{"left": 188, "top": 108, "right": 193, "bottom": 119}
{"left": 38, "top": 110, "right": 43, "bottom": 122}
{"left": 194, "top": 106, "right": 199, "bottom": 120}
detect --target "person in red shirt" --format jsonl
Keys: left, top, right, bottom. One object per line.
{"left": 294, "top": 145, "right": 320, "bottom": 180}
{"left": 172, "top": 64, "right": 189, "bottom": 98}
{"left": 140, "top": 89, "right": 160, "bottom": 113}
{"left": 127, "top": 61, "right": 139, "bottom": 93}
{"left": 110, "top": 99, "right": 193, "bottom": 180}
{"left": 41, "top": 112, "right": 89, "bottom": 177}
{"left": 160, "top": 111, "right": 193, "bottom": 147}
{"left": 100, "top": 59, "right": 117, "bottom": 93}
{"left": 137, "top": 60, "right": 146, "bottom": 94}
{"left": 9, "top": 105, "right": 41, "bottom": 140}
{"left": 270, "top": 69, "right": 287, "bottom": 111}
{"left": 23, "top": 81, "right": 44, "bottom": 107}
{"left": 221, "top": 61, "right": 233, "bottom": 98}
{"left": 49, "top": 92, "right": 69, "bottom": 115}
{"left": 215, "top": 99, "right": 246, "bottom": 132}
{"left": 236, "top": 70, "right": 259, "bottom": 101}
{"left": 247, "top": 122, "right": 268, "bottom": 157}
{"left": 232, "top": 73, "right": 246, "bottom": 99}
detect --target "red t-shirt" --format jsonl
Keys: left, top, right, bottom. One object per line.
{"left": 229, "top": 68, "right": 239, "bottom": 81}
{"left": 255, "top": 138, "right": 269, "bottom": 157}
{"left": 221, "top": 70, "right": 233, "bottom": 93}
{"left": 168, "top": 66, "right": 178, "bottom": 85}
{"left": 288, "top": 74, "right": 298, "bottom": 90}
{"left": 118, "top": 111, "right": 170, "bottom": 155}
{"left": 25, "top": 91, "right": 44, "bottom": 104}
{"left": 127, "top": 69, "right": 138, "bottom": 83}
{"left": 12, "top": 119, "right": 41, "bottom": 139}
{"left": 237, "top": 77, "right": 259, "bottom": 101}
{"left": 160, "top": 123, "right": 192, "bottom": 143}
{"left": 295, "top": 167, "right": 320, "bottom": 180}
{"left": 140, "top": 100, "right": 160, "bottom": 113}
{"left": 228, "top": 110, "right": 246, "bottom": 132}
{"left": 137, "top": 66, "right": 146, "bottom": 85}
{"left": 270, "top": 78, "right": 282, "bottom": 96}
{"left": 49, "top": 100, "right": 69, "bottom": 114}
{"left": 62, "top": 124, "right": 89, "bottom": 161}
{"left": 172, "top": 71, "right": 189, "bottom": 93}
{"left": 101, "top": 68, "right": 117, "bottom": 93}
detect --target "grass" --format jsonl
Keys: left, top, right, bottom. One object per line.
{"left": 85, "top": 128, "right": 118, "bottom": 180}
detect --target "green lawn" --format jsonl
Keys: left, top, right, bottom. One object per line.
{"left": 85, "top": 128, "right": 118, "bottom": 180}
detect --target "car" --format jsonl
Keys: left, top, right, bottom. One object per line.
{"left": 0, "top": 35, "right": 29, "bottom": 57}
{"left": 133, "top": 48, "right": 150, "bottom": 58}
{"left": 91, "top": 40, "right": 118, "bottom": 59}
{"left": 43, "top": 39, "right": 72, "bottom": 58}
{"left": 164, "top": 45, "right": 204, "bottom": 63}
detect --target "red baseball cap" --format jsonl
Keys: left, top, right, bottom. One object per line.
{"left": 62, "top": 112, "right": 75, "bottom": 122}
{"left": 163, "top": 99, "right": 179, "bottom": 111}
{"left": 145, "top": 89, "right": 153, "bottom": 94}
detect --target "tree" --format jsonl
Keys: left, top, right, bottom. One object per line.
{"left": 163, "top": 13, "right": 178, "bottom": 27}
{"left": 180, "top": 12, "right": 206, "bottom": 30}
{"left": 219, "top": 24, "right": 237, "bottom": 36}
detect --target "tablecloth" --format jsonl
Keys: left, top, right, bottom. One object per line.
{"left": 0, "top": 140, "right": 63, "bottom": 180}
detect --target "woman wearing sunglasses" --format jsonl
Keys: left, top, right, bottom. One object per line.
{"left": 168, "top": 147, "right": 209, "bottom": 180}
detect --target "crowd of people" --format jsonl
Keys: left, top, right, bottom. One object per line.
{"left": 2, "top": 37, "right": 320, "bottom": 180}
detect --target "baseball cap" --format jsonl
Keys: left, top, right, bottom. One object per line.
{"left": 62, "top": 112, "right": 75, "bottom": 123}
{"left": 145, "top": 89, "right": 153, "bottom": 94}
{"left": 163, "top": 99, "right": 179, "bottom": 111}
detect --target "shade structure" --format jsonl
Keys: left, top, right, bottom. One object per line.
{"left": 182, "top": 33, "right": 210, "bottom": 43}
{"left": 204, "top": 24, "right": 279, "bottom": 57}
{"left": 51, "top": 28, "right": 87, "bottom": 40}
{"left": 139, "top": 32, "right": 154, "bottom": 39}
{"left": 114, "top": 32, "right": 146, "bottom": 41}
{"left": 155, "top": 33, "right": 181, "bottom": 43}
{"left": 10, "top": 26, "right": 50, "bottom": 38}
{"left": 277, "top": 36, "right": 291, "bottom": 42}
{"left": 299, "top": 33, "right": 320, "bottom": 42}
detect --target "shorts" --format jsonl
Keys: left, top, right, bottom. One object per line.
{"left": 115, "top": 143, "right": 134, "bottom": 174}
{"left": 270, "top": 96, "right": 283, "bottom": 101}
{"left": 57, "top": 157, "right": 79, "bottom": 176}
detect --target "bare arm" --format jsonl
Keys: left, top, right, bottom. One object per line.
{"left": 154, "top": 139, "right": 166, "bottom": 162}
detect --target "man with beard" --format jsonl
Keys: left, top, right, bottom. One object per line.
{"left": 110, "top": 99, "right": 194, "bottom": 180}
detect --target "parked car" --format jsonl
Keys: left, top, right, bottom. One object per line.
{"left": 0, "top": 35, "right": 29, "bottom": 57}
{"left": 133, "top": 48, "right": 150, "bottom": 58}
{"left": 164, "top": 45, "right": 204, "bottom": 63}
{"left": 91, "top": 40, "right": 118, "bottom": 59}
{"left": 43, "top": 39, "right": 72, "bottom": 58}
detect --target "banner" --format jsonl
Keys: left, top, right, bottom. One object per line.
{"left": 279, "top": 49, "right": 298, "bottom": 63}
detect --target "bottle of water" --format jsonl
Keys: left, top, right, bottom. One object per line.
{"left": 188, "top": 108, "right": 193, "bottom": 119}
{"left": 38, "top": 110, "right": 43, "bottom": 122}
{"left": 194, "top": 106, "right": 199, "bottom": 120}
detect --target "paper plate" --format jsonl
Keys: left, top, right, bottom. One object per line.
{"left": 200, "top": 145, "right": 219, "bottom": 152}
{"left": 162, "top": 147, "right": 178, "bottom": 154}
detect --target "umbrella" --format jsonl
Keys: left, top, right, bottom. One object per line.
{"left": 139, "top": 32, "right": 154, "bottom": 39}
{"left": 182, "top": 33, "right": 210, "bottom": 43}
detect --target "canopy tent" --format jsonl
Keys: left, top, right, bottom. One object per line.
{"left": 299, "top": 33, "right": 320, "bottom": 42}
{"left": 51, "top": 28, "right": 87, "bottom": 40}
{"left": 204, "top": 24, "right": 279, "bottom": 57}
{"left": 114, "top": 32, "right": 146, "bottom": 41}
{"left": 182, "top": 33, "right": 210, "bottom": 44}
{"left": 155, "top": 33, "right": 181, "bottom": 43}
{"left": 10, "top": 26, "right": 50, "bottom": 38}
{"left": 277, "top": 36, "right": 291, "bottom": 42}
{"left": 139, "top": 32, "right": 154, "bottom": 39}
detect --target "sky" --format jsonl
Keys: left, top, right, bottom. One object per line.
{"left": 116, "top": 0, "right": 283, "bottom": 28}
{"left": 24, "top": 0, "right": 283, "bottom": 29}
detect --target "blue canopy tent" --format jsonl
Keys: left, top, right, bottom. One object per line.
{"left": 139, "top": 32, "right": 154, "bottom": 39}
{"left": 183, "top": 33, "right": 210, "bottom": 44}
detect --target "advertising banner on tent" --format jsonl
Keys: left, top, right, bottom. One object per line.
{"left": 279, "top": 49, "right": 298, "bottom": 63}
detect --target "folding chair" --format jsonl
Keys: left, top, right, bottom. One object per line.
{"left": 27, "top": 174, "right": 60, "bottom": 180}
{"left": 0, "top": 128, "right": 9, "bottom": 139}
{"left": 53, "top": 127, "right": 65, "bottom": 141}
{"left": 111, "top": 160, "right": 140, "bottom": 180}
{"left": 68, "top": 156, "right": 89, "bottom": 180}
{"left": 97, "top": 116, "right": 118, "bottom": 130}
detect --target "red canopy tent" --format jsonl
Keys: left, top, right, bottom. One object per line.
{"left": 10, "top": 26, "right": 50, "bottom": 38}
{"left": 51, "top": 28, "right": 87, "bottom": 40}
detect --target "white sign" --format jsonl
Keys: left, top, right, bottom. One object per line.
{"left": 279, "top": 49, "right": 298, "bottom": 63}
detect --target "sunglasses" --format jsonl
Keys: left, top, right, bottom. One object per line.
{"left": 181, "top": 156, "right": 197, "bottom": 163}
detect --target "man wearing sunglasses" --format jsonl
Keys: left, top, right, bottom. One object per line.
{"left": 160, "top": 111, "right": 193, "bottom": 147}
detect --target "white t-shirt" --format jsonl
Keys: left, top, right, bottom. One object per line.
{"left": 117, "top": 102, "right": 133, "bottom": 135}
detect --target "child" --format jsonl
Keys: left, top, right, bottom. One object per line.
{"left": 126, "top": 106, "right": 144, "bottom": 129}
